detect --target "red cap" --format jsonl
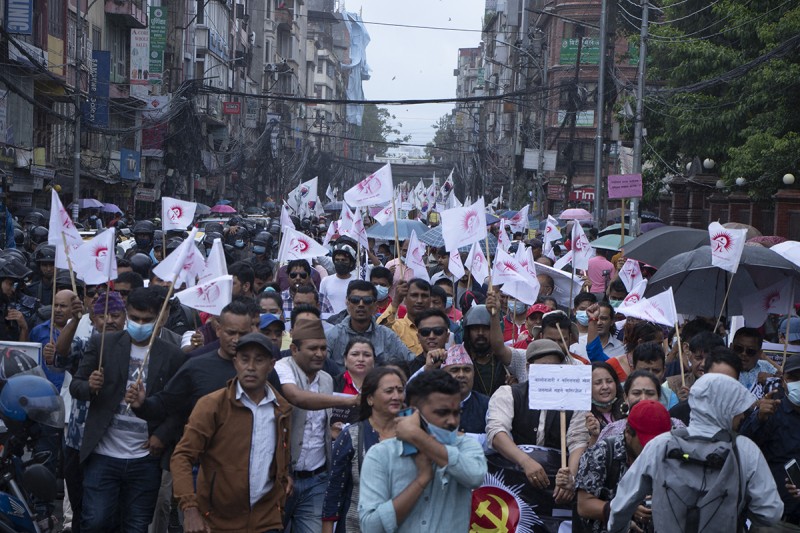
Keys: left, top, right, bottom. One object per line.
{"left": 526, "top": 304, "right": 551, "bottom": 317}
{"left": 627, "top": 400, "right": 671, "bottom": 448}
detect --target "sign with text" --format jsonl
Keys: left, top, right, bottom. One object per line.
{"left": 607, "top": 173, "right": 643, "bottom": 199}
{"left": 5, "top": 0, "right": 33, "bottom": 34}
{"left": 83, "top": 50, "right": 110, "bottom": 127}
{"left": 222, "top": 102, "right": 241, "bottom": 115}
{"left": 528, "top": 364, "right": 592, "bottom": 411}
{"left": 149, "top": 6, "right": 167, "bottom": 76}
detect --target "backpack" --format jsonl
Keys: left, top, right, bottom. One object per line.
{"left": 651, "top": 427, "right": 746, "bottom": 533}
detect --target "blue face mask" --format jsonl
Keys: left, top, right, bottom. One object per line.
{"left": 575, "top": 310, "right": 590, "bottom": 326}
{"left": 234, "top": 240, "right": 245, "bottom": 249}
{"left": 445, "top": 296, "right": 453, "bottom": 310}
{"left": 508, "top": 300, "right": 527, "bottom": 316}
{"left": 609, "top": 299, "right": 623, "bottom": 309}
{"left": 787, "top": 381, "right": 800, "bottom": 406}
{"left": 127, "top": 320, "right": 155, "bottom": 343}
{"left": 253, "top": 245, "right": 266, "bottom": 255}
{"left": 375, "top": 285, "right": 389, "bottom": 301}
{"left": 422, "top": 414, "right": 458, "bottom": 445}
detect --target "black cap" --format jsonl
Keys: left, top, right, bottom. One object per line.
{"left": 784, "top": 354, "right": 800, "bottom": 375}
{"left": 236, "top": 332, "right": 277, "bottom": 358}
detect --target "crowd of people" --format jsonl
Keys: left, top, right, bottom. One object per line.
{"left": 0, "top": 207, "right": 799, "bottom": 533}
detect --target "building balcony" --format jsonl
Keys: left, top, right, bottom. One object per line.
{"left": 105, "top": 0, "right": 147, "bottom": 28}
{"left": 274, "top": 8, "right": 293, "bottom": 27}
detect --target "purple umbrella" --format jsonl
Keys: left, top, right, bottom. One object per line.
{"left": 210, "top": 204, "right": 237, "bottom": 214}
{"left": 102, "top": 203, "right": 123, "bottom": 213}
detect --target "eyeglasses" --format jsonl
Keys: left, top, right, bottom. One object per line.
{"left": 731, "top": 344, "right": 760, "bottom": 357}
{"left": 116, "top": 290, "right": 131, "bottom": 297}
{"left": 86, "top": 289, "right": 98, "bottom": 298}
{"left": 348, "top": 296, "right": 376, "bottom": 305}
{"left": 419, "top": 326, "right": 448, "bottom": 337}
{"left": 289, "top": 272, "right": 309, "bottom": 279}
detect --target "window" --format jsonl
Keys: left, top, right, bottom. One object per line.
{"left": 92, "top": 26, "right": 102, "bottom": 53}
{"left": 48, "top": 0, "right": 64, "bottom": 38}
{"left": 109, "top": 25, "right": 129, "bottom": 83}
{"left": 316, "top": 61, "right": 323, "bottom": 74}
{"left": 264, "top": 41, "right": 270, "bottom": 65}
{"left": 196, "top": 0, "right": 205, "bottom": 25}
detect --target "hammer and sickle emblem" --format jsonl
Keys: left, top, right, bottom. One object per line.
{"left": 470, "top": 493, "right": 510, "bottom": 533}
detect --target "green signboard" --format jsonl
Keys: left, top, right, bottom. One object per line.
{"left": 559, "top": 37, "right": 601, "bottom": 65}
{"left": 149, "top": 6, "right": 167, "bottom": 75}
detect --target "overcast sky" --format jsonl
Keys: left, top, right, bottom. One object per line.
{"left": 343, "top": 1, "right": 486, "bottom": 146}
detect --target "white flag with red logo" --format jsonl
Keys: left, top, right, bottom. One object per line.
{"left": 55, "top": 241, "right": 81, "bottom": 271}
{"left": 152, "top": 227, "right": 201, "bottom": 286}
{"left": 49, "top": 190, "right": 83, "bottom": 247}
{"left": 465, "top": 241, "right": 489, "bottom": 285}
{"left": 277, "top": 226, "right": 330, "bottom": 263}
{"left": 372, "top": 203, "right": 394, "bottom": 226}
{"left": 553, "top": 250, "right": 573, "bottom": 271}
{"left": 440, "top": 170, "right": 455, "bottom": 202}
{"left": 500, "top": 275, "right": 541, "bottom": 306}
{"left": 507, "top": 205, "right": 530, "bottom": 234}
{"left": 619, "top": 279, "right": 648, "bottom": 310}
{"left": 618, "top": 259, "right": 643, "bottom": 292}
{"left": 404, "top": 230, "right": 430, "bottom": 281}
{"left": 709, "top": 221, "right": 747, "bottom": 273}
{"left": 161, "top": 197, "right": 197, "bottom": 231}
{"left": 543, "top": 215, "right": 561, "bottom": 244}
{"left": 280, "top": 203, "right": 296, "bottom": 231}
{"left": 740, "top": 278, "right": 793, "bottom": 327}
{"left": 492, "top": 248, "right": 534, "bottom": 286}
{"left": 448, "top": 251, "right": 465, "bottom": 280}
{"left": 619, "top": 288, "right": 677, "bottom": 327}
{"left": 73, "top": 229, "right": 117, "bottom": 285}
{"left": 440, "top": 198, "right": 488, "bottom": 252}
{"left": 325, "top": 184, "right": 336, "bottom": 203}
{"left": 197, "top": 238, "right": 228, "bottom": 285}
{"left": 515, "top": 244, "right": 538, "bottom": 281}
{"left": 322, "top": 220, "right": 338, "bottom": 248}
{"left": 338, "top": 204, "right": 355, "bottom": 235}
{"left": 496, "top": 219, "right": 512, "bottom": 252}
{"left": 571, "top": 222, "right": 594, "bottom": 270}
{"left": 175, "top": 275, "right": 233, "bottom": 316}
{"left": 344, "top": 164, "right": 394, "bottom": 207}
{"left": 342, "top": 207, "right": 369, "bottom": 248}
{"left": 287, "top": 177, "right": 319, "bottom": 217}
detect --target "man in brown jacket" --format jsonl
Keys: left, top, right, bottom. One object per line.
{"left": 171, "top": 332, "right": 292, "bottom": 533}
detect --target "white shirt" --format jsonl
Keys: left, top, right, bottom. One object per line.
{"left": 274, "top": 359, "right": 328, "bottom": 471}
{"left": 235, "top": 381, "right": 278, "bottom": 507}
{"left": 319, "top": 272, "right": 356, "bottom": 315}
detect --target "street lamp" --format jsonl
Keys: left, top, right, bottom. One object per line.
{"left": 783, "top": 173, "right": 795, "bottom": 186}
{"left": 735, "top": 177, "right": 747, "bottom": 187}
{"left": 703, "top": 158, "right": 715, "bottom": 170}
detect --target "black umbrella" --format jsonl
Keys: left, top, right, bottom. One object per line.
{"left": 646, "top": 245, "right": 800, "bottom": 318}
{"left": 622, "top": 226, "right": 709, "bottom": 267}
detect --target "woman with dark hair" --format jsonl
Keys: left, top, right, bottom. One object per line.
{"left": 330, "top": 337, "right": 376, "bottom": 436}
{"left": 322, "top": 367, "right": 406, "bottom": 533}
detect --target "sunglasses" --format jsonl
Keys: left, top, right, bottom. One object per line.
{"left": 86, "top": 289, "right": 98, "bottom": 298}
{"left": 116, "top": 289, "right": 131, "bottom": 297}
{"left": 731, "top": 344, "right": 760, "bottom": 357}
{"left": 348, "top": 296, "right": 376, "bottom": 305}
{"left": 419, "top": 326, "right": 448, "bottom": 337}
{"left": 289, "top": 272, "right": 309, "bottom": 279}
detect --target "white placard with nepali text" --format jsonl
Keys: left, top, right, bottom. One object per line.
{"left": 528, "top": 364, "right": 592, "bottom": 411}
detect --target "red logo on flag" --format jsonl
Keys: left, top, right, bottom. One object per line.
{"left": 763, "top": 290, "right": 781, "bottom": 312}
{"left": 93, "top": 246, "right": 109, "bottom": 271}
{"left": 463, "top": 210, "right": 480, "bottom": 234}
{"left": 290, "top": 237, "right": 310, "bottom": 254}
{"left": 197, "top": 282, "right": 221, "bottom": 303}
{"left": 168, "top": 205, "right": 183, "bottom": 223}
{"left": 357, "top": 173, "right": 381, "bottom": 195}
{"left": 710, "top": 231, "right": 733, "bottom": 253}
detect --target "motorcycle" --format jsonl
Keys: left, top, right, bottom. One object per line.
{"left": 0, "top": 374, "right": 65, "bottom": 533}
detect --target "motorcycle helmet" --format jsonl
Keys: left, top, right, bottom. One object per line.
{"left": 0, "top": 256, "right": 32, "bottom": 281}
{"left": 13, "top": 228, "right": 24, "bottom": 248}
{"left": 463, "top": 304, "right": 491, "bottom": 328}
{"left": 153, "top": 229, "right": 164, "bottom": 248}
{"left": 0, "top": 248, "right": 31, "bottom": 269}
{"left": 0, "top": 348, "right": 45, "bottom": 382}
{"left": 0, "top": 375, "right": 65, "bottom": 428}
{"left": 130, "top": 253, "right": 153, "bottom": 279}
{"left": 29, "top": 225, "right": 49, "bottom": 246}
{"left": 132, "top": 220, "right": 156, "bottom": 250}
{"left": 205, "top": 222, "right": 224, "bottom": 235}
{"left": 252, "top": 232, "right": 274, "bottom": 255}
{"left": 33, "top": 245, "right": 56, "bottom": 264}
{"left": 203, "top": 231, "right": 223, "bottom": 248}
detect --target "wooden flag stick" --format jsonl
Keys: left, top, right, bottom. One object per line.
{"left": 391, "top": 197, "right": 405, "bottom": 279}
{"left": 620, "top": 199, "right": 626, "bottom": 249}
{"left": 781, "top": 285, "right": 795, "bottom": 372}
{"left": 485, "top": 233, "right": 493, "bottom": 288}
{"left": 357, "top": 240, "right": 362, "bottom": 280}
{"left": 555, "top": 323, "right": 571, "bottom": 363}
{"left": 135, "top": 279, "right": 177, "bottom": 385}
{"left": 714, "top": 272, "right": 735, "bottom": 334}
{"left": 61, "top": 232, "right": 78, "bottom": 295}
{"left": 97, "top": 289, "right": 111, "bottom": 369}
{"left": 560, "top": 410, "right": 568, "bottom": 469}
{"left": 675, "top": 322, "right": 686, "bottom": 389}
{"left": 49, "top": 272, "right": 57, "bottom": 343}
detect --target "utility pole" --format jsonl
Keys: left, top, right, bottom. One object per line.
{"left": 630, "top": 0, "right": 649, "bottom": 236}
{"left": 593, "top": 0, "right": 609, "bottom": 225}
{"left": 72, "top": 0, "right": 83, "bottom": 221}
{"left": 563, "top": 25, "right": 585, "bottom": 206}
{"left": 536, "top": 34, "right": 548, "bottom": 218}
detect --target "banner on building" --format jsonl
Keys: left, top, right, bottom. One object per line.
{"left": 130, "top": 29, "right": 150, "bottom": 100}
{"left": 149, "top": 6, "right": 167, "bottom": 77}
{"left": 5, "top": 0, "right": 33, "bottom": 35}
{"left": 83, "top": 50, "right": 110, "bottom": 127}
{"left": 119, "top": 149, "right": 141, "bottom": 180}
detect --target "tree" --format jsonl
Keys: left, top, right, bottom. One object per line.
{"left": 356, "top": 104, "right": 411, "bottom": 157}
{"left": 637, "top": 0, "right": 800, "bottom": 200}
{"left": 425, "top": 113, "right": 457, "bottom": 163}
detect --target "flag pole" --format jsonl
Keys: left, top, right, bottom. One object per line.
{"left": 714, "top": 272, "right": 735, "bottom": 334}
{"left": 675, "top": 321, "right": 686, "bottom": 389}
{"left": 391, "top": 197, "right": 405, "bottom": 279}
{"left": 357, "top": 240, "right": 362, "bottom": 280}
{"left": 97, "top": 289, "right": 111, "bottom": 369}
{"left": 620, "top": 199, "right": 626, "bottom": 249}
{"left": 485, "top": 233, "right": 494, "bottom": 316}
{"left": 134, "top": 279, "right": 176, "bottom": 387}
{"left": 781, "top": 285, "right": 795, "bottom": 372}
{"left": 49, "top": 272, "right": 57, "bottom": 343}
{"left": 61, "top": 232, "right": 78, "bottom": 295}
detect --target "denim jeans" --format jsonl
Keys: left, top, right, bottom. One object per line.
{"left": 80, "top": 453, "right": 162, "bottom": 533}
{"left": 283, "top": 471, "right": 328, "bottom": 533}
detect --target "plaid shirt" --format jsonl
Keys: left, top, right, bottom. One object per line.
{"left": 281, "top": 289, "right": 334, "bottom": 324}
